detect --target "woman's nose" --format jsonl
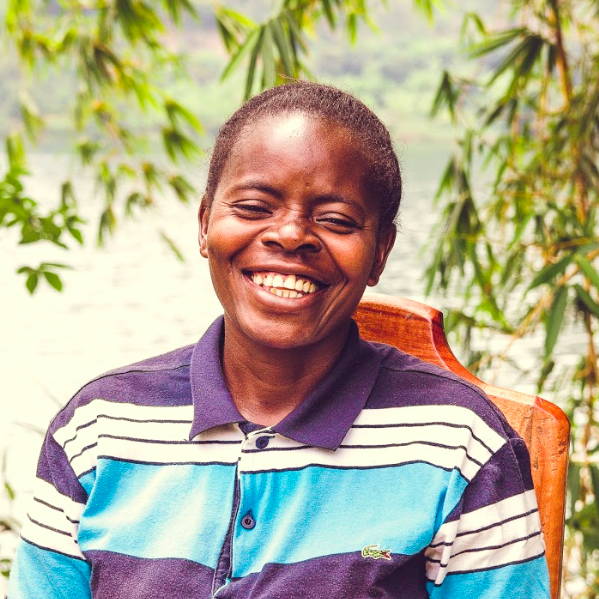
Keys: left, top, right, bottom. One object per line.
{"left": 261, "top": 213, "right": 322, "bottom": 254}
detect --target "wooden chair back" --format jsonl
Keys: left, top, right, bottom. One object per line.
{"left": 354, "top": 294, "right": 569, "bottom": 599}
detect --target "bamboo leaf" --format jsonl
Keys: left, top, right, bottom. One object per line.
{"left": 430, "top": 70, "right": 458, "bottom": 121}
{"left": 528, "top": 255, "right": 572, "bottom": 290}
{"left": 568, "top": 462, "right": 581, "bottom": 517}
{"left": 469, "top": 27, "right": 526, "bottom": 58}
{"left": 159, "top": 230, "right": 185, "bottom": 262}
{"left": 270, "top": 18, "right": 294, "bottom": 75}
{"left": 245, "top": 27, "right": 265, "bottom": 99}
{"left": 590, "top": 466, "right": 599, "bottom": 508}
{"left": 544, "top": 286, "right": 568, "bottom": 358}
{"left": 575, "top": 284, "right": 599, "bottom": 318}
{"left": 575, "top": 254, "right": 599, "bottom": 290}
{"left": 261, "top": 23, "right": 276, "bottom": 88}
{"left": 221, "top": 28, "right": 260, "bottom": 82}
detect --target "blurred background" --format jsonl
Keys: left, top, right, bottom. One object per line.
{"left": 1, "top": 1, "right": 597, "bottom": 596}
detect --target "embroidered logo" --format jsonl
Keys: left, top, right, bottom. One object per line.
{"left": 361, "top": 544, "right": 392, "bottom": 561}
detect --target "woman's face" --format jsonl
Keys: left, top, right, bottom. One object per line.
{"left": 199, "top": 112, "right": 395, "bottom": 351}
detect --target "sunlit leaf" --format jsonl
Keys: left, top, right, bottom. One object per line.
{"left": 575, "top": 284, "right": 599, "bottom": 318}
{"left": 528, "top": 255, "right": 573, "bottom": 290}
{"left": 544, "top": 285, "right": 568, "bottom": 358}
{"left": 575, "top": 253, "right": 599, "bottom": 290}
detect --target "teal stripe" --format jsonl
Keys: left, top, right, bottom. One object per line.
{"left": 79, "top": 469, "right": 96, "bottom": 495}
{"left": 232, "top": 462, "right": 468, "bottom": 577}
{"left": 425, "top": 555, "right": 550, "bottom": 598}
{"left": 8, "top": 539, "right": 91, "bottom": 598}
{"left": 78, "top": 458, "right": 237, "bottom": 567}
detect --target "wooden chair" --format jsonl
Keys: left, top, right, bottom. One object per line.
{"left": 354, "top": 293, "right": 569, "bottom": 599}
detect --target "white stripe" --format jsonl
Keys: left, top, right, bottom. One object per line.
{"left": 425, "top": 490, "right": 543, "bottom": 583}
{"left": 239, "top": 442, "right": 482, "bottom": 479}
{"left": 53, "top": 399, "right": 194, "bottom": 446}
{"left": 68, "top": 435, "right": 242, "bottom": 476}
{"left": 33, "top": 478, "right": 86, "bottom": 523}
{"left": 21, "top": 479, "right": 85, "bottom": 560}
{"left": 429, "top": 489, "right": 539, "bottom": 547}
{"left": 425, "top": 533, "right": 545, "bottom": 582}
{"left": 21, "top": 522, "right": 84, "bottom": 560}
{"left": 353, "top": 406, "right": 505, "bottom": 453}
{"left": 340, "top": 423, "right": 494, "bottom": 466}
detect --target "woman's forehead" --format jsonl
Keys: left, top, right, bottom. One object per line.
{"left": 226, "top": 112, "right": 367, "bottom": 175}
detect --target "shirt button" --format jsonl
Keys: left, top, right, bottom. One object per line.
{"left": 255, "top": 436, "right": 270, "bottom": 449}
{"left": 241, "top": 511, "right": 256, "bottom": 530}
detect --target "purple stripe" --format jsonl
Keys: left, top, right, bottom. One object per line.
{"left": 49, "top": 345, "right": 194, "bottom": 434}
{"left": 367, "top": 355, "right": 515, "bottom": 438}
{"left": 443, "top": 438, "right": 535, "bottom": 523}
{"left": 36, "top": 434, "right": 88, "bottom": 503}
{"left": 221, "top": 551, "right": 428, "bottom": 599}
{"left": 85, "top": 550, "right": 214, "bottom": 598}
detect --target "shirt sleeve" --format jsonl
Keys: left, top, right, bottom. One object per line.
{"left": 7, "top": 431, "right": 91, "bottom": 598}
{"left": 424, "top": 437, "right": 551, "bottom": 599}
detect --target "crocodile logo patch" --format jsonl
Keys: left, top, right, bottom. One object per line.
{"left": 361, "top": 544, "right": 392, "bottom": 560}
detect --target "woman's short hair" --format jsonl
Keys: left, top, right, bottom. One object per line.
{"left": 203, "top": 81, "right": 402, "bottom": 230}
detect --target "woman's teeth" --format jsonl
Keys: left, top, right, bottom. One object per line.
{"left": 250, "top": 272, "right": 318, "bottom": 298}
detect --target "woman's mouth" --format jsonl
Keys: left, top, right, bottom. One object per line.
{"left": 245, "top": 271, "right": 323, "bottom": 298}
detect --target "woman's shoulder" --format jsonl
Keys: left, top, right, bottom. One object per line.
{"left": 361, "top": 339, "right": 516, "bottom": 441}
{"left": 47, "top": 343, "right": 195, "bottom": 435}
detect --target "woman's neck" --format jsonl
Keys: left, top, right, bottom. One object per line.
{"left": 221, "top": 319, "right": 350, "bottom": 427}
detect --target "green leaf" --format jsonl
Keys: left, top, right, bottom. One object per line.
{"left": 590, "top": 466, "right": 599, "bottom": 508}
{"left": 430, "top": 70, "right": 458, "bottom": 120}
{"left": 528, "top": 255, "right": 573, "bottom": 290}
{"left": 567, "top": 462, "right": 581, "bottom": 517}
{"left": 346, "top": 13, "right": 358, "bottom": 44}
{"left": 159, "top": 230, "right": 185, "bottom": 262}
{"left": 575, "top": 284, "right": 599, "bottom": 318}
{"left": 245, "top": 27, "right": 265, "bottom": 99}
{"left": 270, "top": 18, "right": 294, "bottom": 76}
{"left": 43, "top": 271, "right": 63, "bottom": 291}
{"left": 261, "top": 23, "right": 276, "bottom": 88}
{"left": 544, "top": 286, "right": 568, "bottom": 358}
{"left": 321, "top": 0, "right": 337, "bottom": 28}
{"left": 3, "top": 482, "right": 15, "bottom": 501}
{"left": 25, "top": 273, "right": 38, "bottom": 294}
{"left": 221, "top": 28, "right": 260, "bottom": 83}
{"left": 575, "top": 254, "right": 599, "bottom": 290}
{"left": 469, "top": 27, "right": 526, "bottom": 58}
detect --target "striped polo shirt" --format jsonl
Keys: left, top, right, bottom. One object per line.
{"left": 8, "top": 318, "right": 550, "bottom": 598}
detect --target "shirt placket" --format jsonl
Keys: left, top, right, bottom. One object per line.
{"left": 212, "top": 427, "right": 275, "bottom": 598}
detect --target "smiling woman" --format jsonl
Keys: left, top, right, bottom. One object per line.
{"left": 8, "top": 82, "right": 550, "bottom": 599}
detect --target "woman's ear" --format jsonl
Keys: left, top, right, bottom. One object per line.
{"left": 367, "top": 225, "right": 396, "bottom": 287}
{"left": 198, "top": 198, "right": 210, "bottom": 258}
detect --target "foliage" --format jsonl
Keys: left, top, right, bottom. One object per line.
{"left": 428, "top": 1, "right": 598, "bottom": 595}
{"left": 3, "top": 0, "right": 425, "bottom": 292}
{"left": 2, "top": 0, "right": 204, "bottom": 291}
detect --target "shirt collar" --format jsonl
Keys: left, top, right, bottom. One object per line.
{"left": 189, "top": 317, "right": 383, "bottom": 450}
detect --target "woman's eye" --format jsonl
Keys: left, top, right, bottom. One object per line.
{"left": 233, "top": 203, "right": 271, "bottom": 218}
{"left": 317, "top": 215, "right": 360, "bottom": 232}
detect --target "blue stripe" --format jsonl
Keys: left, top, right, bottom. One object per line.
{"left": 232, "top": 462, "right": 468, "bottom": 577}
{"left": 425, "top": 555, "right": 550, "bottom": 598}
{"left": 8, "top": 539, "right": 91, "bottom": 598}
{"left": 79, "top": 469, "right": 96, "bottom": 495}
{"left": 78, "top": 458, "right": 237, "bottom": 567}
